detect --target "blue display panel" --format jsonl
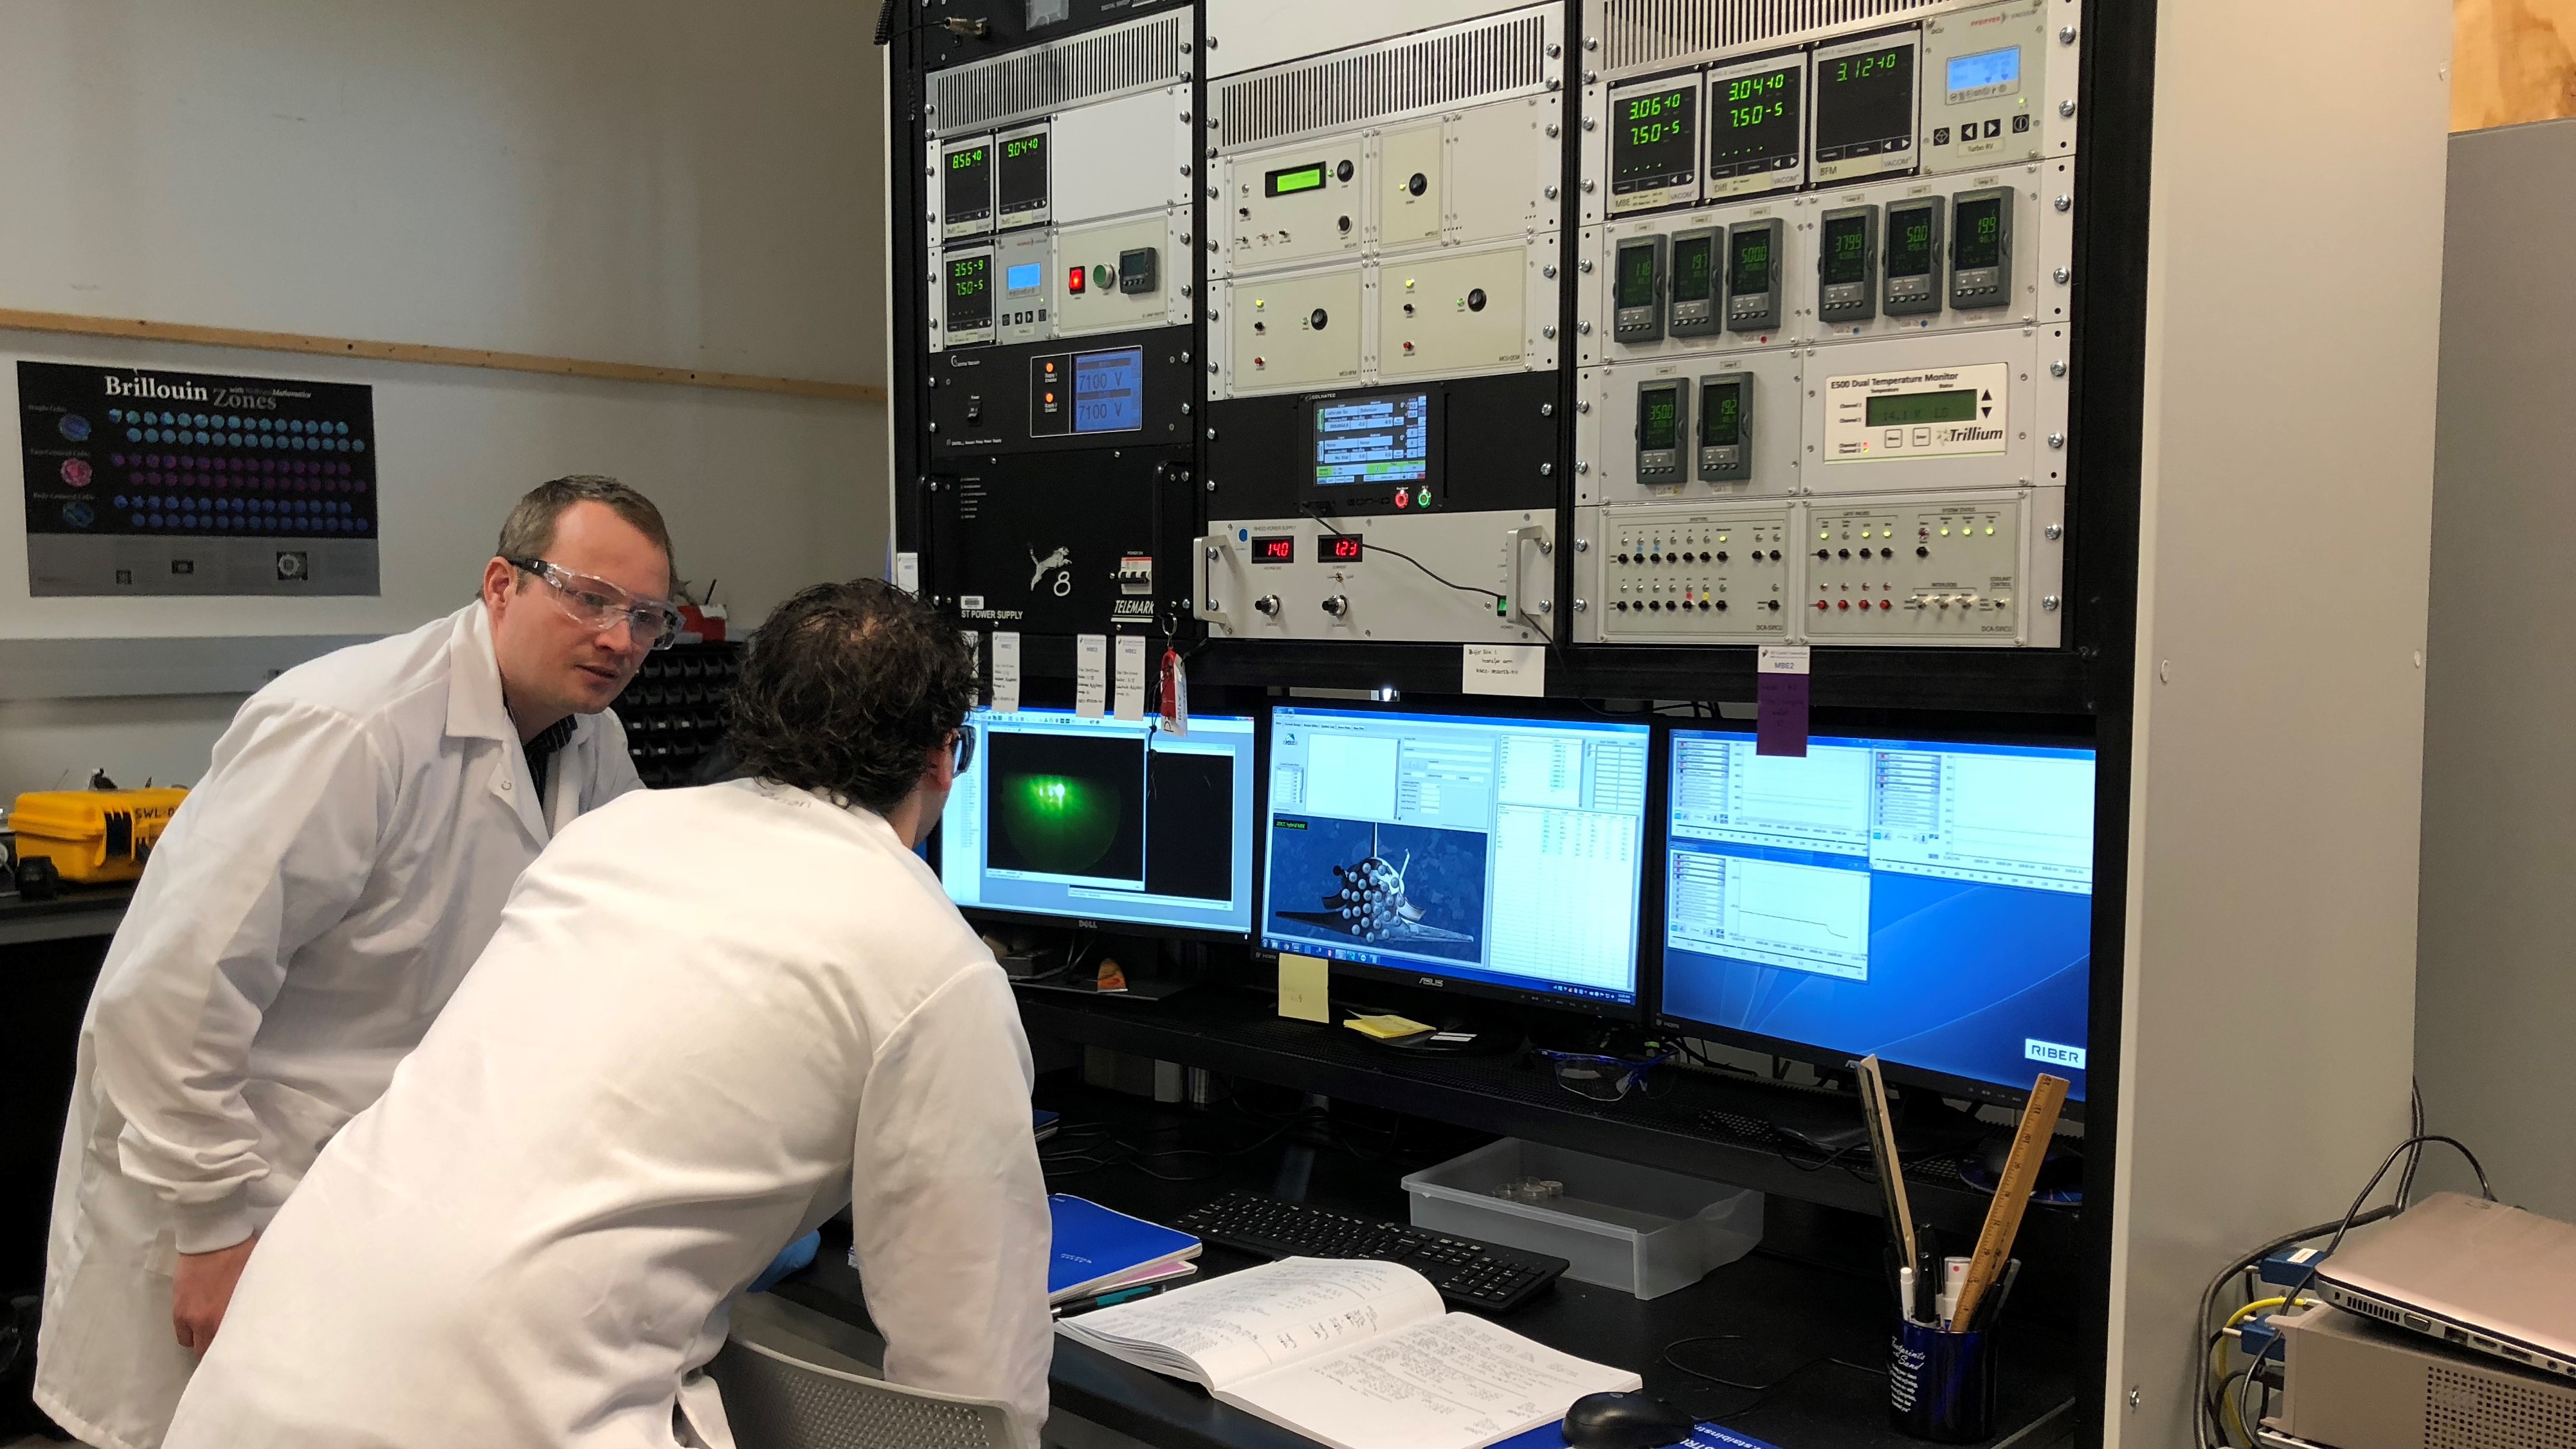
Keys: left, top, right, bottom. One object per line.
{"left": 1944, "top": 46, "right": 2022, "bottom": 102}
{"left": 1660, "top": 729, "right": 2094, "bottom": 1099}
{"left": 940, "top": 709, "right": 1256, "bottom": 937}
{"left": 1072, "top": 347, "right": 1143, "bottom": 434}
{"left": 1312, "top": 392, "right": 1431, "bottom": 487}
{"left": 1262, "top": 706, "right": 1651, "bottom": 1009}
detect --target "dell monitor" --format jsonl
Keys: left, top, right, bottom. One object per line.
{"left": 939, "top": 708, "right": 1256, "bottom": 940}
{"left": 1657, "top": 728, "right": 2096, "bottom": 1104}
{"left": 1261, "top": 705, "right": 1652, "bottom": 1016}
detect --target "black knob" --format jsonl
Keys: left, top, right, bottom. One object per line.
{"left": 1408, "top": 172, "right": 1428, "bottom": 197}
{"left": 1311, "top": 308, "right": 1329, "bottom": 330}
{"left": 1860, "top": 548, "right": 1874, "bottom": 559}
{"left": 1715, "top": 600, "right": 1729, "bottom": 611}
{"left": 1715, "top": 551, "right": 1728, "bottom": 562}
{"left": 1697, "top": 599, "right": 1712, "bottom": 611}
{"left": 1838, "top": 548, "right": 1850, "bottom": 559}
{"left": 1816, "top": 549, "right": 1830, "bottom": 560}
{"left": 1918, "top": 546, "right": 1931, "bottom": 558}
{"left": 1338, "top": 215, "right": 1351, "bottom": 233}
{"left": 1768, "top": 550, "right": 1782, "bottom": 561}
{"left": 1336, "top": 159, "right": 1354, "bottom": 182}
{"left": 1467, "top": 287, "right": 1487, "bottom": 312}
{"left": 1766, "top": 600, "right": 1781, "bottom": 611}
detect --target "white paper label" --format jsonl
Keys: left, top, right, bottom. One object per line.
{"left": 1113, "top": 636, "right": 1148, "bottom": 721}
{"left": 1759, "top": 644, "right": 1811, "bottom": 676}
{"left": 1461, "top": 644, "right": 1546, "bottom": 698}
{"left": 963, "top": 629, "right": 981, "bottom": 687}
{"left": 894, "top": 552, "right": 920, "bottom": 593}
{"left": 1075, "top": 634, "right": 1109, "bottom": 718}
{"left": 992, "top": 632, "right": 1022, "bottom": 715}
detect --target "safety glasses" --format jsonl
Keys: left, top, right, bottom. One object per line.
{"left": 1534, "top": 1048, "right": 1675, "bottom": 1102}
{"left": 507, "top": 557, "right": 684, "bottom": 651}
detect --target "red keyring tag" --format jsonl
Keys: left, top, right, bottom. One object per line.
{"left": 1159, "top": 647, "right": 1189, "bottom": 737}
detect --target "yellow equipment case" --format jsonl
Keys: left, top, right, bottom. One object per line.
{"left": 10, "top": 787, "right": 190, "bottom": 883}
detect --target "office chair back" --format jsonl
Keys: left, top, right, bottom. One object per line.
{"left": 709, "top": 1335, "right": 1021, "bottom": 1449}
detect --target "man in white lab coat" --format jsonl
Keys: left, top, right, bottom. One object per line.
{"left": 37, "top": 476, "right": 682, "bottom": 1449}
{"left": 163, "top": 579, "right": 1054, "bottom": 1449}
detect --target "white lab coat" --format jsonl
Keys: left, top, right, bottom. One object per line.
{"left": 162, "top": 779, "right": 1055, "bottom": 1449}
{"left": 37, "top": 602, "right": 642, "bottom": 1449}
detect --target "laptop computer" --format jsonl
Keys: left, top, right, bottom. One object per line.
{"left": 2312, "top": 1191, "right": 2576, "bottom": 1382}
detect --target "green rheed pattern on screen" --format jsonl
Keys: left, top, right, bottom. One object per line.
{"left": 997, "top": 774, "right": 1123, "bottom": 873}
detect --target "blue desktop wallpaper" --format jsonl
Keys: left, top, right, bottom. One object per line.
{"left": 1660, "top": 842, "right": 2091, "bottom": 1101}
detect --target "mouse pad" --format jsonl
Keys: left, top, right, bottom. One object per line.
{"left": 1490, "top": 1423, "right": 1782, "bottom": 1449}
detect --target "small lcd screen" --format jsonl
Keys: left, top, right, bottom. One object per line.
{"left": 947, "top": 253, "right": 992, "bottom": 330}
{"left": 1611, "top": 84, "right": 1697, "bottom": 194}
{"left": 1822, "top": 215, "right": 1871, "bottom": 286}
{"left": 1887, "top": 205, "right": 1938, "bottom": 278}
{"left": 1865, "top": 389, "right": 1979, "bottom": 426}
{"left": 1026, "top": 0, "right": 1069, "bottom": 25}
{"left": 1813, "top": 42, "right": 1917, "bottom": 160}
{"left": 997, "top": 130, "right": 1048, "bottom": 216}
{"left": 1321, "top": 534, "right": 1365, "bottom": 562}
{"left": 1615, "top": 242, "right": 1660, "bottom": 309}
{"left": 943, "top": 142, "right": 992, "bottom": 224}
{"left": 1728, "top": 228, "right": 1774, "bottom": 296}
{"left": 1313, "top": 393, "right": 1431, "bottom": 487}
{"left": 1946, "top": 46, "right": 2022, "bottom": 102}
{"left": 1701, "top": 381, "right": 1743, "bottom": 447}
{"left": 1253, "top": 536, "right": 1295, "bottom": 563}
{"left": 1005, "top": 262, "right": 1043, "bottom": 294}
{"left": 1639, "top": 386, "right": 1682, "bottom": 451}
{"left": 1710, "top": 64, "right": 1801, "bottom": 179}
{"left": 1072, "top": 347, "right": 1143, "bottom": 434}
{"left": 1671, "top": 234, "right": 1716, "bottom": 303}
{"left": 1955, "top": 197, "right": 2006, "bottom": 269}
{"left": 1266, "top": 164, "right": 1328, "bottom": 197}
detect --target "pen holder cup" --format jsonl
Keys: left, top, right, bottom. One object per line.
{"left": 1887, "top": 1317, "right": 1997, "bottom": 1443}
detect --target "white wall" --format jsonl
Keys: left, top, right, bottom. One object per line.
{"left": 0, "top": 0, "right": 893, "bottom": 795}
{"left": 2414, "top": 119, "right": 2576, "bottom": 1222}
{"left": 2106, "top": 0, "right": 2449, "bottom": 1442}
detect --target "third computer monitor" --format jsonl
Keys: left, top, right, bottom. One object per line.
{"left": 1658, "top": 728, "right": 2096, "bottom": 1103}
{"left": 1262, "top": 705, "right": 1652, "bottom": 1016}
{"left": 939, "top": 708, "right": 1257, "bottom": 939}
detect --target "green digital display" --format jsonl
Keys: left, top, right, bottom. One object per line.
{"left": 1888, "top": 205, "right": 1937, "bottom": 278}
{"left": 1265, "top": 164, "right": 1327, "bottom": 197}
{"left": 1617, "top": 241, "right": 1660, "bottom": 309}
{"left": 1611, "top": 83, "right": 1696, "bottom": 194}
{"left": 1865, "top": 389, "right": 1979, "bottom": 426}
{"left": 1956, "top": 197, "right": 2005, "bottom": 269}
{"left": 1813, "top": 42, "right": 1916, "bottom": 159}
{"left": 1671, "top": 234, "right": 1715, "bottom": 303}
{"left": 1728, "top": 228, "right": 1773, "bottom": 295}
{"left": 950, "top": 255, "right": 989, "bottom": 295}
{"left": 950, "top": 145, "right": 987, "bottom": 170}
{"left": 1710, "top": 65, "right": 1800, "bottom": 179}
{"left": 1004, "top": 136, "right": 1042, "bottom": 159}
{"left": 1822, "top": 215, "right": 1871, "bottom": 286}
{"left": 1701, "top": 382, "right": 1743, "bottom": 447}
{"left": 947, "top": 253, "right": 992, "bottom": 330}
{"left": 1639, "top": 387, "right": 1681, "bottom": 450}
{"left": 943, "top": 140, "right": 993, "bottom": 226}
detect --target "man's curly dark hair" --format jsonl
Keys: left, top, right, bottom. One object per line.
{"left": 725, "top": 579, "right": 975, "bottom": 813}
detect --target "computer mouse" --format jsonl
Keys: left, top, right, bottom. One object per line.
{"left": 1561, "top": 1389, "right": 1695, "bottom": 1449}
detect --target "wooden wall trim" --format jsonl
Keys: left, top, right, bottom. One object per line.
{"left": 0, "top": 307, "right": 887, "bottom": 404}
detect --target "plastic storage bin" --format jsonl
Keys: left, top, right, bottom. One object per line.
{"left": 1402, "top": 1138, "right": 1763, "bottom": 1300}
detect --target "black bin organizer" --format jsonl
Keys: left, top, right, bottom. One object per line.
{"left": 612, "top": 642, "right": 741, "bottom": 788}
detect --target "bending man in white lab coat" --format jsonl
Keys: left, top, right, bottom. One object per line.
{"left": 163, "top": 578, "right": 1054, "bottom": 1449}
{"left": 38, "top": 476, "right": 680, "bottom": 1449}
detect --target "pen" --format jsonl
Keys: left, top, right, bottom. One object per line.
{"left": 1051, "top": 1282, "right": 1172, "bottom": 1319}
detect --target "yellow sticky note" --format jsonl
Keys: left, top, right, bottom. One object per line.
{"left": 1277, "top": 952, "right": 1330, "bottom": 1023}
{"left": 1345, "top": 1014, "right": 1434, "bottom": 1041}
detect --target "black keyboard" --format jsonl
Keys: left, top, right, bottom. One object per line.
{"left": 1172, "top": 1191, "right": 1568, "bottom": 1314}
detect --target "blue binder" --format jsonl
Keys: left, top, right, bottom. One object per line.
{"left": 1049, "top": 1193, "right": 1202, "bottom": 1303}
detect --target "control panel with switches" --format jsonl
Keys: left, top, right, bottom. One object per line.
{"left": 1575, "top": 502, "right": 1793, "bottom": 642}
{"left": 1194, "top": 512, "right": 1556, "bottom": 644}
{"left": 1800, "top": 492, "right": 2054, "bottom": 645}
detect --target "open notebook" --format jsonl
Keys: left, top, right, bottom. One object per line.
{"left": 1054, "top": 1257, "right": 1640, "bottom": 1449}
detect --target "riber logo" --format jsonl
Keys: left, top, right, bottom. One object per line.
{"left": 102, "top": 374, "right": 210, "bottom": 402}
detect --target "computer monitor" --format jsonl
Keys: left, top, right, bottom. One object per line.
{"left": 939, "top": 708, "right": 1257, "bottom": 940}
{"left": 1656, "top": 728, "right": 2096, "bottom": 1105}
{"left": 1261, "top": 704, "right": 1652, "bottom": 1016}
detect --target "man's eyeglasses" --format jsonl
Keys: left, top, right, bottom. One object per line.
{"left": 506, "top": 557, "right": 684, "bottom": 651}
{"left": 948, "top": 724, "right": 977, "bottom": 774}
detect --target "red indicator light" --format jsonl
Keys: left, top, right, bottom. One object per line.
{"left": 1068, "top": 269, "right": 1085, "bottom": 294}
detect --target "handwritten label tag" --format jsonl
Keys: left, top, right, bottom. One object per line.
{"left": 893, "top": 552, "right": 920, "bottom": 594}
{"left": 992, "top": 633, "right": 1022, "bottom": 715}
{"left": 1113, "top": 636, "right": 1148, "bottom": 721}
{"left": 1756, "top": 645, "right": 1810, "bottom": 758}
{"left": 1075, "top": 634, "right": 1109, "bottom": 718}
{"left": 1461, "top": 644, "right": 1545, "bottom": 698}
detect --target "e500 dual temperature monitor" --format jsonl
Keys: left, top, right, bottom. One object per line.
{"left": 940, "top": 709, "right": 1258, "bottom": 940}
{"left": 1658, "top": 728, "right": 2096, "bottom": 1104}
{"left": 1263, "top": 706, "right": 1651, "bottom": 1015}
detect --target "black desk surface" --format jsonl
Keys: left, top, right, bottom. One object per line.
{"left": 776, "top": 1081, "right": 2082, "bottom": 1449}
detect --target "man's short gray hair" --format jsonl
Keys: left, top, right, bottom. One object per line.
{"left": 494, "top": 476, "right": 675, "bottom": 582}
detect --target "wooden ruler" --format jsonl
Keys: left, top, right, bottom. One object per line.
{"left": 1950, "top": 1073, "right": 2070, "bottom": 1331}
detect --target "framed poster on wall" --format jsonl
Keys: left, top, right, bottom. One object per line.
{"left": 19, "top": 361, "right": 379, "bottom": 597}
